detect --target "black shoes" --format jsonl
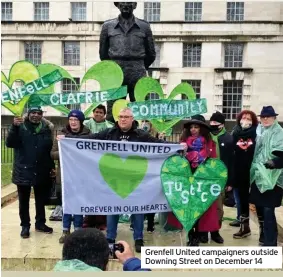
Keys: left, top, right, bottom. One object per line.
{"left": 20, "top": 227, "right": 30, "bottom": 239}
{"left": 199, "top": 232, "right": 208, "bottom": 243}
{"left": 211, "top": 231, "right": 224, "bottom": 244}
{"left": 147, "top": 225, "right": 155, "bottom": 233}
{"left": 35, "top": 224, "right": 53, "bottom": 234}
{"left": 135, "top": 239, "right": 144, "bottom": 253}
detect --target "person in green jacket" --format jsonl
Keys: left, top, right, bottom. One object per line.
{"left": 84, "top": 104, "right": 113, "bottom": 133}
{"left": 83, "top": 104, "right": 113, "bottom": 229}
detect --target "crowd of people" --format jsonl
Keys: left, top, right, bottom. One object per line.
{"left": 6, "top": 103, "right": 283, "bottom": 265}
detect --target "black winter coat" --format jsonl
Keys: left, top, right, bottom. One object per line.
{"left": 6, "top": 118, "right": 55, "bottom": 186}
{"left": 232, "top": 125, "right": 257, "bottom": 189}
{"left": 216, "top": 132, "right": 235, "bottom": 187}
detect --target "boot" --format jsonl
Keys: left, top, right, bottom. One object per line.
{"left": 258, "top": 220, "right": 264, "bottom": 246}
{"left": 199, "top": 232, "right": 208, "bottom": 243}
{"left": 211, "top": 231, "right": 224, "bottom": 244}
{"left": 233, "top": 215, "right": 251, "bottom": 239}
{"left": 187, "top": 229, "right": 199, "bottom": 246}
{"left": 59, "top": 230, "right": 70, "bottom": 244}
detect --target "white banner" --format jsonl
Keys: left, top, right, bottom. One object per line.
{"left": 59, "top": 138, "right": 182, "bottom": 215}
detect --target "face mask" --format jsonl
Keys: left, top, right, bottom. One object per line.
{"left": 240, "top": 120, "right": 252, "bottom": 129}
{"left": 210, "top": 124, "right": 222, "bottom": 134}
{"left": 141, "top": 123, "right": 151, "bottom": 132}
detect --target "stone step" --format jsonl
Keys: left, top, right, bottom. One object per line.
{"left": 1, "top": 184, "right": 17, "bottom": 207}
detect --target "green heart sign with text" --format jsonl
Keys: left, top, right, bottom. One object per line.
{"left": 161, "top": 155, "right": 228, "bottom": 231}
{"left": 1, "top": 60, "right": 124, "bottom": 116}
{"left": 112, "top": 77, "right": 197, "bottom": 133}
{"left": 1, "top": 61, "right": 40, "bottom": 116}
{"left": 99, "top": 153, "right": 148, "bottom": 198}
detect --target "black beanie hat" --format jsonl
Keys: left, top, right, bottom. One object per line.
{"left": 210, "top": 111, "right": 225, "bottom": 124}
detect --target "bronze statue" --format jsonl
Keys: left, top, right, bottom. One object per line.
{"left": 99, "top": 2, "right": 156, "bottom": 122}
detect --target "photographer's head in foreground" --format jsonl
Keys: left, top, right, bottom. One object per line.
{"left": 53, "top": 228, "right": 150, "bottom": 271}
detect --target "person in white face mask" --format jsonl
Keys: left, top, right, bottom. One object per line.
{"left": 231, "top": 110, "right": 259, "bottom": 240}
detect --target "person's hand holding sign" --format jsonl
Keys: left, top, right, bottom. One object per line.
{"left": 180, "top": 142, "right": 188, "bottom": 152}
{"left": 57, "top": 135, "right": 65, "bottom": 141}
{"left": 13, "top": 117, "right": 24, "bottom": 126}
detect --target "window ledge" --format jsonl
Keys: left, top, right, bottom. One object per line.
{"left": 214, "top": 67, "right": 253, "bottom": 73}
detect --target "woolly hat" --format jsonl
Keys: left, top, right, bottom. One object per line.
{"left": 68, "top": 110, "right": 85, "bottom": 122}
{"left": 28, "top": 106, "right": 43, "bottom": 115}
{"left": 210, "top": 111, "right": 225, "bottom": 124}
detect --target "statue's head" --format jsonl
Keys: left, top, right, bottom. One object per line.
{"left": 114, "top": 2, "right": 137, "bottom": 18}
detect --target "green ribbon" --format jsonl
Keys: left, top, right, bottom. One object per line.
{"left": 128, "top": 98, "right": 207, "bottom": 120}
{"left": 28, "top": 86, "right": 127, "bottom": 107}
{"left": 1, "top": 70, "right": 62, "bottom": 104}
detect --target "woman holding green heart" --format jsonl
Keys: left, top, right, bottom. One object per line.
{"left": 181, "top": 115, "right": 220, "bottom": 246}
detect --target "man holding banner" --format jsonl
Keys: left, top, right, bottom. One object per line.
{"left": 58, "top": 107, "right": 187, "bottom": 253}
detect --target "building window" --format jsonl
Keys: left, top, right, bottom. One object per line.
{"left": 181, "top": 80, "right": 201, "bottom": 99}
{"left": 34, "top": 2, "right": 49, "bottom": 21}
{"left": 224, "top": 43, "right": 244, "bottom": 68}
{"left": 71, "top": 2, "right": 87, "bottom": 21}
{"left": 145, "top": 92, "right": 160, "bottom": 100}
{"left": 227, "top": 2, "right": 244, "bottom": 21}
{"left": 24, "top": 42, "right": 42, "bottom": 65}
{"left": 150, "top": 43, "right": 161, "bottom": 68}
{"left": 222, "top": 80, "right": 243, "bottom": 120}
{"left": 183, "top": 43, "right": 201, "bottom": 67}
{"left": 144, "top": 2, "right": 160, "bottom": 22}
{"left": 62, "top": 78, "right": 81, "bottom": 110}
{"left": 185, "top": 2, "right": 202, "bottom": 21}
{"left": 1, "top": 2, "right": 12, "bottom": 21}
{"left": 63, "top": 42, "right": 80, "bottom": 66}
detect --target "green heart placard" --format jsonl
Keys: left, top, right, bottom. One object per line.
{"left": 161, "top": 155, "right": 228, "bottom": 231}
{"left": 1, "top": 60, "right": 124, "bottom": 116}
{"left": 134, "top": 77, "right": 197, "bottom": 133}
{"left": 1, "top": 61, "right": 40, "bottom": 116}
{"left": 99, "top": 153, "right": 148, "bottom": 198}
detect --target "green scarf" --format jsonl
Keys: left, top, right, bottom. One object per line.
{"left": 210, "top": 127, "right": 226, "bottom": 158}
{"left": 23, "top": 121, "right": 43, "bottom": 133}
{"left": 250, "top": 121, "right": 283, "bottom": 192}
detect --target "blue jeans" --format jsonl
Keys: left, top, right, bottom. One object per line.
{"left": 262, "top": 207, "right": 278, "bottom": 246}
{"left": 107, "top": 214, "right": 144, "bottom": 241}
{"left": 233, "top": 188, "right": 241, "bottom": 221}
{"left": 63, "top": 214, "right": 83, "bottom": 231}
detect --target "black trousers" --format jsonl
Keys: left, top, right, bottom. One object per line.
{"left": 17, "top": 185, "right": 47, "bottom": 228}
{"left": 146, "top": 213, "right": 155, "bottom": 228}
{"left": 238, "top": 184, "right": 250, "bottom": 217}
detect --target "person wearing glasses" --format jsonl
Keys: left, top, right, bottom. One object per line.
{"left": 57, "top": 107, "right": 187, "bottom": 252}
{"left": 250, "top": 106, "right": 283, "bottom": 246}
{"left": 51, "top": 110, "right": 91, "bottom": 244}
